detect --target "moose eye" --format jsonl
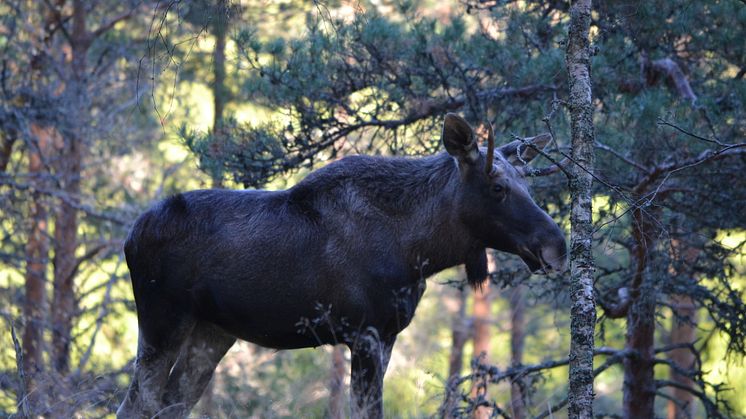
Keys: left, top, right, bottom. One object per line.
{"left": 493, "top": 184, "right": 504, "bottom": 194}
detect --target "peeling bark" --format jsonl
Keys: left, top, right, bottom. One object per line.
{"left": 566, "top": 0, "right": 597, "bottom": 417}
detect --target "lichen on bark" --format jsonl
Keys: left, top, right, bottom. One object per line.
{"left": 565, "top": 0, "right": 597, "bottom": 418}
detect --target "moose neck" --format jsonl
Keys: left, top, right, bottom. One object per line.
{"left": 381, "top": 153, "right": 478, "bottom": 280}
{"left": 291, "top": 152, "right": 480, "bottom": 280}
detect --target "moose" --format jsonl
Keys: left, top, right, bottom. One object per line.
{"left": 117, "top": 114, "right": 567, "bottom": 418}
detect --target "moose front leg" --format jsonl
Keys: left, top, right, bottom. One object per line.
{"left": 349, "top": 334, "right": 396, "bottom": 419}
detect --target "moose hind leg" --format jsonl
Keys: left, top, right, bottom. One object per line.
{"left": 117, "top": 327, "right": 192, "bottom": 418}
{"left": 161, "top": 321, "right": 236, "bottom": 417}
{"left": 117, "top": 305, "right": 195, "bottom": 418}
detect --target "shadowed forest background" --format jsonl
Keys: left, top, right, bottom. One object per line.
{"left": 1, "top": 0, "right": 745, "bottom": 417}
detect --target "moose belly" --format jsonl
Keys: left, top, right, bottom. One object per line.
{"left": 192, "top": 270, "right": 425, "bottom": 350}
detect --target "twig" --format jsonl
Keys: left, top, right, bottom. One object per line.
{"left": 657, "top": 118, "right": 728, "bottom": 147}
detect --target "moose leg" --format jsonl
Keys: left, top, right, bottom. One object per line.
{"left": 117, "top": 319, "right": 194, "bottom": 419}
{"left": 161, "top": 321, "right": 236, "bottom": 418}
{"left": 349, "top": 335, "right": 396, "bottom": 419}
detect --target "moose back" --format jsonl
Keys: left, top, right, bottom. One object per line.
{"left": 117, "top": 114, "right": 566, "bottom": 418}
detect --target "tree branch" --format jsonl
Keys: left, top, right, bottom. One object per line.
{"left": 90, "top": 5, "right": 144, "bottom": 40}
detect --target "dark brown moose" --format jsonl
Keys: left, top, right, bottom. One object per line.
{"left": 117, "top": 114, "right": 567, "bottom": 418}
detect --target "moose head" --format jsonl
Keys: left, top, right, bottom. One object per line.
{"left": 442, "top": 113, "right": 567, "bottom": 274}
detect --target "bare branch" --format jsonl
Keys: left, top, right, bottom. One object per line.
{"left": 657, "top": 118, "right": 728, "bottom": 147}
{"left": 596, "top": 140, "right": 650, "bottom": 173}
{"left": 656, "top": 380, "right": 727, "bottom": 419}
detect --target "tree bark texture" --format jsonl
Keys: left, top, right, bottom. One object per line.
{"left": 509, "top": 284, "right": 527, "bottom": 419}
{"left": 566, "top": 0, "right": 597, "bottom": 418}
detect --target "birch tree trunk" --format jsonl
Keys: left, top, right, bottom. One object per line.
{"left": 566, "top": 0, "right": 597, "bottom": 417}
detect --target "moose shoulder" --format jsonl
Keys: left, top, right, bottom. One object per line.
{"left": 117, "top": 114, "right": 567, "bottom": 419}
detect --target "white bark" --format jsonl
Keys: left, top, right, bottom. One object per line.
{"left": 566, "top": 0, "right": 597, "bottom": 418}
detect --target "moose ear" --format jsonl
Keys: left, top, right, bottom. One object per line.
{"left": 498, "top": 133, "right": 552, "bottom": 166}
{"left": 442, "top": 113, "right": 479, "bottom": 165}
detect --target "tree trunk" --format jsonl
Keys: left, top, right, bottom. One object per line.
{"left": 210, "top": 0, "right": 229, "bottom": 188}
{"left": 667, "top": 242, "right": 700, "bottom": 419}
{"left": 667, "top": 295, "right": 697, "bottom": 419}
{"left": 509, "top": 284, "right": 527, "bottom": 419}
{"left": 213, "top": 8, "right": 227, "bottom": 132}
{"left": 623, "top": 208, "right": 658, "bottom": 418}
{"left": 471, "top": 281, "right": 491, "bottom": 360}
{"left": 51, "top": 0, "right": 87, "bottom": 375}
{"left": 329, "top": 345, "right": 347, "bottom": 419}
{"left": 566, "top": 0, "right": 597, "bottom": 417}
{"left": 442, "top": 283, "right": 468, "bottom": 418}
{"left": 22, "top": 125, "right": 52, "bottom": 413}
{"left": 470, "top": 252, "right": 495, "bottom": 419}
